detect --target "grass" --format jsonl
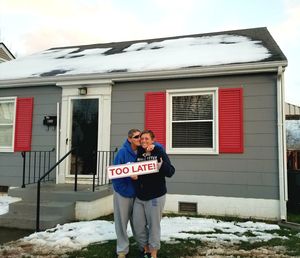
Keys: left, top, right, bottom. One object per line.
{"left": 66, "top": 214, "right": 300, "bottom": 258}
{"left": 67, "top": 238, "right": 203, "bottom": 258}
{"left": 287, "top": 211, "right": 300, "bottom": 224}
{"left": 238, "top": 227, "right": 300, "bottom": 256}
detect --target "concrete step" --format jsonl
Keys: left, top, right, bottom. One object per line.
{"left": 8, "top": 184, "right": 112, "bottom": 202}
{"left": 0, "top": 214, "right": 73, "bottom": 230}
{"left": 1, "top": 183, "right": 113, "bottom": 230}
{"left": 9, "top": 201, "right": 75, "bottom": 217}
{"left": 0, "top": 200, "right": 75, "bottom": 230}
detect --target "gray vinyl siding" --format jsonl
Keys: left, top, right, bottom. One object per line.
{"left": 111, "top": 73, "right": 279, "bottom": 200}
{"left": 0, "top": 86, "right": 61, "bottom": 186}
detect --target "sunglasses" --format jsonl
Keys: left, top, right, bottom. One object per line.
{"left": 132, "top": 134, "right": 141, "bottom": 139}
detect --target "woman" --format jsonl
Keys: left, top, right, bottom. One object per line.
{"left": 133, "top": 130, "right": 175, "bottom": 258}
{"left": 112, "top": 128, "right": 141, "bottom": 258}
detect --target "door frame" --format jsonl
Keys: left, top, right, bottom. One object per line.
{"left": 57, "top": 80, "right": 112, "bottom": 184}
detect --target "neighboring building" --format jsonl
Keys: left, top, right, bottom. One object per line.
{"left": 0, "top": 27, "right": 288, "bottom": 220}
{"left": 286, "top": 102, "right": 300, "bottom": 121}
{"left": 285, "top": 102, "right": 300, "bottom": 212}
{"left": 0, "top": 42, "right": 15, "bottom": 63}
{"left": 286, "top": 102, "right": 300, "bottom": 170}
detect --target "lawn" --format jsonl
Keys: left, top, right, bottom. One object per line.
{"left": 66, "top": 214, "right": 300, "bottom": 258}
{"left": 68, "top": 238, "right": 204, "bottom": 258}
{"left": 288, "top": 211, "right": 300, "bottom": 224}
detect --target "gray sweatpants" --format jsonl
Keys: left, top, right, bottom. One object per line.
{"left": 113, "top": 191, "right": 135, "bottom": 254}
{"left": 132, "top": 195, "right": 166, "bottom": 251}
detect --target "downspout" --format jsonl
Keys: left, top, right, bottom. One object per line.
{"left": 55, "top": 102, "right": 60, "bottom": 184}
{"left": 281, "top": 71, "right": 288, "bottom": 204}
{"left": 277, "top": 66, "right": 287, "bottom": 220}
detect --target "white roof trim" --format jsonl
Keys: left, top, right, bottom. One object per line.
{"left": 0, "top": 60, "right": 287, "bottom": 88}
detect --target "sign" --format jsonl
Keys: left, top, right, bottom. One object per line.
{"left": 107, "top": 160, "right": 159, "bottom": 179}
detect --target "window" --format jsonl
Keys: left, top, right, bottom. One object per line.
{"left": 167, "top": 88, "right": 218, "bottom": 154}
{"left": 145, "top": 88, "right": 243, "bottom": 154}
{"left": 0, "top": 97, "right": 16, "bottom": 152}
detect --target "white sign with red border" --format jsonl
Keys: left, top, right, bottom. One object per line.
{"left": 107, "top": 160, "right": 159, "bottom": 179}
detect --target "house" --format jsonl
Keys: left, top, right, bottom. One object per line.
{"left": 0, "top": 42, "right": 15, "bottom": 63}
{"left": 285, "top": 102, "right": 300, "bottom": 212}
{"left": 286, "top": 102, "right": 300, "bottom": 170}
{"left": 0, "top": 27, "right": 288, "bottom": 221}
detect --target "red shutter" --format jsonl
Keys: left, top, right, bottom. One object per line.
{"left": 145, "top": 92, "right": 166, "bottom": 147}
{"left": 14, "top": 98, "right": 34, "bottom": 151}
{"left": 219, "top": 88, "right": 243, "bottom": 153}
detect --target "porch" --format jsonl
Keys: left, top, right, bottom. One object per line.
{"left": 0, "top": 182, "right": 113, "bottom": 231}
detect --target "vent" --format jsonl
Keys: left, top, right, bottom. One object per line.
{"left": 179, "top": 202, "right": 197, "bottom": 213}
{"left": 0, "top": 185, "right": 8, "bottom": 193}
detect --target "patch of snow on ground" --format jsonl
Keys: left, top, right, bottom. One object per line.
{"left": 21, "top": 216, "right": 286, "bottom": 251}
{"left": 0, "top": 194, "right": 21, "bottom": 215}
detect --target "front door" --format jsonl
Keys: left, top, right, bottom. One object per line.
{"left": 59, "top": 82, "right": 112, "bottom": 184}
{"left": 69, "top": 98, "right": 99, "bottom": 176}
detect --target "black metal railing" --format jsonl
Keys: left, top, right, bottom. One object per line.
{"left": 92, "top": 148, "right": 118, "bottom": 191}
{"left": 35, "top": 148, "right": 117, "bottom": 231}
{"left": 21, "top": 148, "right": 56, "bottom": 188}
{"left": 36, "top": 148, "right": 77, "bottom": 232}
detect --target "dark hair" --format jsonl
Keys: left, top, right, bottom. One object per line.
{"left": 141, "top": 129, "right": 155, "bottom": 139}
{"left": 127, "top": 128, "right": 141, "bottom": 138}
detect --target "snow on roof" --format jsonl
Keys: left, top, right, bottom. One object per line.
{"left": 0, "top": 28, "right": 286, "bottom": 81}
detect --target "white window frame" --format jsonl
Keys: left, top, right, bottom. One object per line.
{"left": 166, "top": 88, "right": 219, "bottom": 155}
{"left": 0, "top": 97, "right": 17, "bottom": 152}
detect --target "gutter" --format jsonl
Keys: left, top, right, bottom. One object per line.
{"left": 277, "top": 66, "right": 288, "bottom": 221}
{"left": 0, "top": 60, "right": 287, "bottom": 88}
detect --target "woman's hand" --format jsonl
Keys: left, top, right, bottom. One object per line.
{"left": 131, "top": 175, "right": 138, "bottom": 180}
{"left": 157, "top": 157, "right": 163, "bottom": 170}
{"left": 146, "top": 144, "right": 155, "bottom": 152}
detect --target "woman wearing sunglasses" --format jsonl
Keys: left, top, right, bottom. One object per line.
{"left": 133, "top": 129, "right": 175, "bottom": 258}
{"left": 112, "top": 129, "right": 163, "bottom": 258}
{"left": 112, "top": 129, "right": 141, "bottom": 258}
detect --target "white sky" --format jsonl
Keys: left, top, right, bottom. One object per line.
{"left": 0, "top": 0, "right": 299, "bottom": 105}
{"left": 0, "top": 195, "right": 290, "bottom": 253}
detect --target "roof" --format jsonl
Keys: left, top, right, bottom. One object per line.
{"left": 0, "top": 43, "right": 15, "bottom": 62}
{"left": 0, "top": 27, "right": 287, "bottom": 82}
{"left": 286, "top": 102, "right": 300, "bottom": 120}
